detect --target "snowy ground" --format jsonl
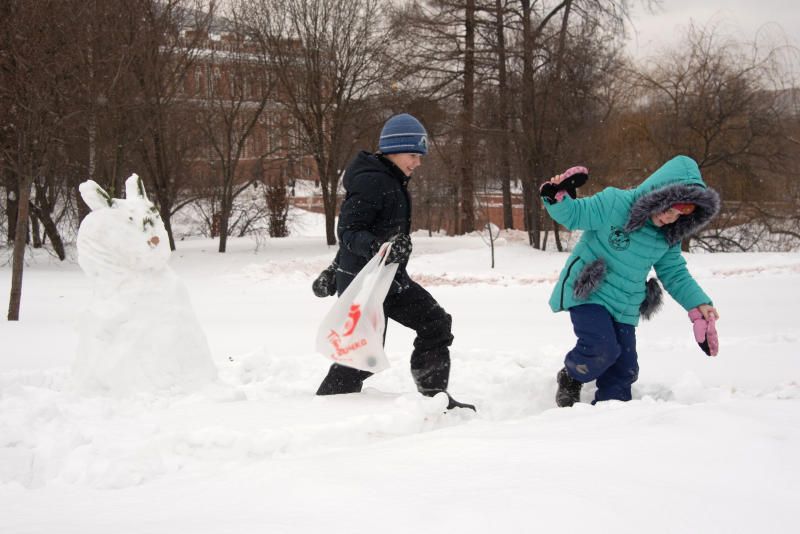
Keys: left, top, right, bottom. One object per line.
{"left": 1, "top": 209, "right": 799, "bottom": 534}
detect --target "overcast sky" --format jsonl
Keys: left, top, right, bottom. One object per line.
{"left": 624, "top": 0, "right": 800, "bottom": 61}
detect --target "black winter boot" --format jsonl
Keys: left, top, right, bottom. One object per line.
{"left": 556, "top": 367, "right": 583, "bottom": 407}
{"left": 410, "top": 349, "right": 451, "bottom": 394}
{"left": 316, "top": 364, "right": 373, "bottom": 395}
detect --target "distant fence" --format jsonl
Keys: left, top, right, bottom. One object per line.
{"left": 290, "top": 195, "right": 325, "bottom": 214}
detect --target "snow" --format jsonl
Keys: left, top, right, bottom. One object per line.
{"left": 1, "top": 207, "right": 799, "bottom": 533}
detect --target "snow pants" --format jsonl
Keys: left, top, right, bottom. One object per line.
{"left": 564, "top": 304, "right": 639, "bottom": 402}
{"left": 316, "top": 279, "right": 453, "bottom": 395}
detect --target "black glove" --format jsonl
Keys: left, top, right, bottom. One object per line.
{"left": 386, "top": 233, "right": 412, "bottom": 264}
{"left": 372, "top": 234, "right": 412, "bottom": 264}
{"left": 312, "top": 263, "right": 337, "bottom": 297}
{"left": 539, "top": 166, "right": 589, "bottom": 203}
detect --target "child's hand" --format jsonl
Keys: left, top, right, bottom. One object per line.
{"left": 697, "top": 304, "right": 719, "bottom": 321}
{"left": 539, "top": 166, "right": 589, "bottom": 203}
{"left": 689, "top": 306, "right": 719, "bottom": 356}
{"left": 312, "top": 263, "right": 337, "bottom": 297}
{"left": 546, "top": 173, "right": 566, "bottom": 186}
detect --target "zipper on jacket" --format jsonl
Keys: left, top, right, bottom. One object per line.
{"left": 560, "top": 257, "right": 580, "bottom": 310}
{"left": 402, "top": 183, "right": 412, "bottom": 234}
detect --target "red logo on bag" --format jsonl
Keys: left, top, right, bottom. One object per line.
{"left": 342, "top": 304, "right": 361, "bottom": 336}
{"left": 327, "top": 329, "right": 367, "bottom": 361}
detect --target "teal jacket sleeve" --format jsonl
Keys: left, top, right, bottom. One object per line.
{"left": 654, "top": 244, "right": 712, "bottom": 310}
{"left": 544, "top": 188, "right": 617, "bottom": 231}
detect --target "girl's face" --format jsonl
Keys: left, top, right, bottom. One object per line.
{"left": 385, "top": 152, "right": 423, "bottom": 177}
{"left": 651, "top": 207, "right": 685, "bottom": 227}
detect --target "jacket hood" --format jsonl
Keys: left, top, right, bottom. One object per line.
{"left": 623, "top": 155, "right": 720, "bottom": 246}
{"left": 343, "top": 151, "right": 407, "bottom": 191}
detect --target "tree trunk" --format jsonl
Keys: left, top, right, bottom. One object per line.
{"left": 6, "top": 186, "right": 18, "bottom": 243}
{"left": 520, "top": 0, "right": 541, "bottom": 248}
{"left": 154, "top": 177, "right": 177, "bottom": 251}
{"left": 162, "top": 206, "right": 177, "bottom": 251}
{"left": 29, "top": 201, "right": 66, "bottom": 260}
{"left": 218, "top": 189, "right": 231, "bottom": 253}
{"left": 218, "top": 220, "right": 228, "bottom": 252}
{"left": 325, "top": 200, "right": 337, "bottom": 245}
{"left": 319, "top": 162, "right": 337, "bottom": 245}
{"left": 151, "top": 127, "right": 177, "bottom": 251}
{"left": 8, "top": 176, "right": 32, "bottom": 320}
{"left": 459, "top": 0, "right": 476, "bottom": 234}
{"left": 494, "top": 0, "right": 513, "bottom": 230}
{"left": 30, "top": 209, "right": 42, "bottom": 248}
{"left": 553, "top": 217, "right": 563, "bottom": 252}
{"left": 522, "top": 178, "right": 535, "bottom": 246}
{"left": 30, "top": 180, "right": 67, "bottom": 260}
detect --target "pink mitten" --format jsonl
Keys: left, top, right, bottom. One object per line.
{"left": 688, "top": 308, "right": 719, "bottom": 356}
{"left": 539, "top": 166, "right": 589, "bottom": 203}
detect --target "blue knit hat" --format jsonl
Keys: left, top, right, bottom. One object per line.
{"left": 378, "top": 113, "right": 428, "bottom": 155}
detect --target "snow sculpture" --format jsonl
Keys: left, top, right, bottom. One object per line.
{"left": 72, "top": 174, "right": 217, "bottom": 394}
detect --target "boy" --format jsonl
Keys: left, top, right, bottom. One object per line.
{"left": 315, "top": 113, "right": 474, "bottom": 411}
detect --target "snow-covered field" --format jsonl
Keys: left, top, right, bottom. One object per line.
{"left": 1, "top": 209, "right": 799, "bottom": 534}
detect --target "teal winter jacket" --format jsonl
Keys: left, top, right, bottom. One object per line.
{"left": 545, "top": 155, "right": 720, "bottom": 326}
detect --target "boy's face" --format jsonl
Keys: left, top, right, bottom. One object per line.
{"left": 385, "top": 152, "right": 423, "bottom": 177}
{"left": 651, "top": 207, "right": 684, "bottom": 227}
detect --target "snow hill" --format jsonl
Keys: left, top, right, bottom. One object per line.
{"left": 1, "top": 208, "right": 798, "bottom": 533}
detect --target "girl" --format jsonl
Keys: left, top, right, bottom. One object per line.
{"left": 541, "top": 156, "right": 720, "bottom": 406}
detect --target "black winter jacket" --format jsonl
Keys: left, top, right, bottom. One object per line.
{"left": 336, "top": 151, "right": 412, "bottom": 294}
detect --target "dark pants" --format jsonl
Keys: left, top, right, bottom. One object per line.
{"left": 565, "top": 304, "right": 638, "bottom": 402}
{"left": 316, "top": 280, "right": 453, "bottom": 395}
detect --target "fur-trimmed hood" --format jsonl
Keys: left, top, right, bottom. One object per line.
{"left": 623, "top": 155, "right": 720, "bottom": 246}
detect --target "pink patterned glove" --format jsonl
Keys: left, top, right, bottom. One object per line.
{"left": 539, "top": 166, "right": 589, "bottom": 203}
{"left": 688, "top": 308, "right": 718, "bottom": 356}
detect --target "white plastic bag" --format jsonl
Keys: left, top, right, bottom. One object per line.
{"left": 316, "top": 243, "right": 398, "bottom": 373}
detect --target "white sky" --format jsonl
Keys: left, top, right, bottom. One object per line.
{"left": 625, "top": 0, "right": 800, "bottom": 59}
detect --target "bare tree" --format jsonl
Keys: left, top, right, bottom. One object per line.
{"left": 195, "top": 10, "right": 276, "bottom": 252}
{"left": 130, "top": 0, "right": 215, "bottom": 250}
{"left": 28, "top": 173, "right": 68, "bottom": 260}
{"left": 625, "top": 23, "right": 794, "bottom": 249}
{"left": 458, "top": 0, "right": 477, "bottom": 233}
{"left": 492, "top": 0, "right": 514, "bottom": 229}
{"left": 72, "top": 0, "right": 142, "bottom": 201}
{"left": 265, "top": 176, "right": 290, "bottom": 237}
{"left": 630, "top": 24, "right": 788, "bottom": 182}
{"left": 510, "top": 0, "right": 631, "bottom": 248}
{"left": 1, "top": 0, "right": 82, "bottom": 319}
{"left": 245, "top": 0, "right": 398, "bottom": 245}
{"left": 395, "top": 0, "right": 499, "bottom": 234}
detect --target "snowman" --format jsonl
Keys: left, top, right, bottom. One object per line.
{"left": 72, "top": 174, "right": 217, "bottom": 394}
